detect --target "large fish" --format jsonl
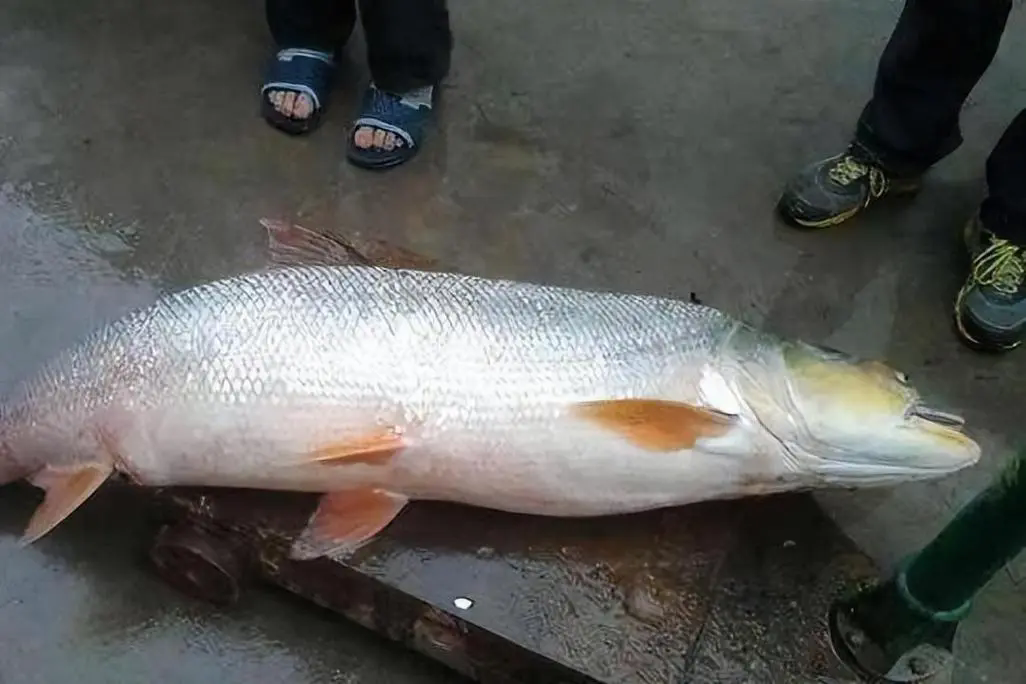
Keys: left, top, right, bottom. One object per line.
{"left": 0, "top": 220, "right": 979, "bottom": 560}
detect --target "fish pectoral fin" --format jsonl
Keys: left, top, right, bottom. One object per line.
{"left": 260, "top": 218, "right": 443, "bottom": 272}
{"left": 20, "top": 462, "right": 113, "bottom": 545}
{"left": 289, "top": 487, "right": 409, "bottom": 561}
{"left": 571, "top": 398, "right": 737, "bottom": 452}
{"left": 303, "top": 430, "right": 407, "bottom": 467}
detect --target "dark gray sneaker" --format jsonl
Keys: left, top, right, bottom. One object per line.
{"left": 954, "top": 213, "right": 1026, "bottom": 352}
{"left": 777, "top": 146, "right": 923, "bottom": 228}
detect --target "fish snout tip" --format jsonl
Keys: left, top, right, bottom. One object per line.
{"left": 904, "top": 405, "right": 981, "bottom": 471}
{"left": 924, "top": 428, "right": 981, "bottom": 473}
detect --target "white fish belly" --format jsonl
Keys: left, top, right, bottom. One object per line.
{"left": 122, "top": 389, "right": 753, "bottom": 514}
{"left": 118, "top": 402, "right": 392, "bottom": 491}
{"left": 388, "top": 421, "right": 757, "bottom": 516}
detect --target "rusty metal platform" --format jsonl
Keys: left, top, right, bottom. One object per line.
{"left": 147, "top": 488, "right": 877, "bottom": 683}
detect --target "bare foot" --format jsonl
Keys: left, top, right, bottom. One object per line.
{"left": 352, "top": 85, "right": 435, "bottom": 153}
{"left": 266, "top": 90, "right": 315, "bottom": 121}
{"left": 352, "top": 126, "right": 403, "bottom": 152}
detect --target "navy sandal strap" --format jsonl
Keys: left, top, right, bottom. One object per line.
{"left": 261, "top": 48, "right": 335, "bottom": 111}
{"left": 346, "top": 85, "right": 434, "bottom": 169}
{"left": 353, "top": 85, "right": 433, "bottom": 149}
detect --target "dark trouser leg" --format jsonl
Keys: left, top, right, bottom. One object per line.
{"left": 777, "top": 0, "right": 1013, "bottom": 228}
{"left": 265, "top": 0, "right": 357, "bottom": 53}
{"left": 954, "top": 108, "right": 1026, "bottom": 351}
{"left": 956, "top": 110, "right": 1026, "bottom": 351}
{"left": 358, "top": 0, "right": 453, "bottom": 93}
{"left": 261, "top": 0, "right": 356, "bottom": 133}
{"left": 854, "top": 0, "right": 1013, "bottom": 176}
{"left": 980, "top": 110, "right": 1026, "bottom": 242}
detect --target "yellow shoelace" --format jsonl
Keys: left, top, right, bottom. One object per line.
{"left": 970, "top": 238, "right": 1025, "bottom": 295}
{"left": 827, "top": 155, "right": 889, "bottom": 199}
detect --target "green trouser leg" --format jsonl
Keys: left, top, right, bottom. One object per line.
{"left": 830, "top": 447, "right": 1026, "bottom": 680}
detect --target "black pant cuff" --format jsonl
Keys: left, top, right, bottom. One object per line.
{"left": 981, "top": 198, "right": 1026, "bottom": 244}
{"left": 852, "top": 110, "right": 962, "bottom": 178}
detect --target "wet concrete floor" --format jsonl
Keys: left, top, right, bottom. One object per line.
{"left": 0, "top": 0, "right": 1024, "bottom": 681}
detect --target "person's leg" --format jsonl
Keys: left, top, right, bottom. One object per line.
{"left": 261, "top": 0, "right": 357, "bottom": 133}
{"left": 955, "top": 109, "right": 1026, "bottom": 351}
{"left": 346, "top": 0, "right": 453, "bottom": 169}
{"left": 778, "top": 0, "right": 1012, "bottom": 228}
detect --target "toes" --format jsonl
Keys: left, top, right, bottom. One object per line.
{"left": 282, "top": 92, "right": 296, "bottom": 117}
{"left": 268, "top": 90, "right": 315, "bottom": 120}
{"left": 269, "top": 90, "right": 284, "bottom": 113}
{"left": 354, "top": 126, "right": 374, "bottom": 149}
{"left": 292, "top": 94, "right": 312, "bottom": 119}
{"left": 352, "top": 126, "right": 406, "bottom": 152}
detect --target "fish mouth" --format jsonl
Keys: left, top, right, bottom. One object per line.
{"left": 908, "top": 405, "right": 966, "bottom": 430}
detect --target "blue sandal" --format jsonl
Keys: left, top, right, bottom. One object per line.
{"left": 346, "top": 84, "right": 435, "bottom": 170}
{"left": 260, "top": 48, "right": 336, "bottom": 135}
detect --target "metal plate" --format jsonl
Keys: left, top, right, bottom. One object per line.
{"left": 149, "top": 488, "right": 878, "bottom": 683}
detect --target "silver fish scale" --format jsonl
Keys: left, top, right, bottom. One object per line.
{"left": 3, "top": 265, "right": 740, "bottom": 452}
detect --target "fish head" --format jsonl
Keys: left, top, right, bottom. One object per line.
{"left": 741, "top": 340, "right": 979, "bottom": 484}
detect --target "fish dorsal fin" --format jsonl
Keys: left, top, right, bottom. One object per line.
{"left": 20, "top": 462, "right": 113, "bottom": 545}
{"left": 571, "top": 398, "right": 737, "bottom": 451}
{"left": 260, "top": 218, "right": 443, "bottom": 272}
{"left": 261, "top": 218, "right": 373, "bottom": 268}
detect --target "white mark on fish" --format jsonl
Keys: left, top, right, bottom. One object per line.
{"left": 699, "top": 367, "right": 742, "bottom": 416}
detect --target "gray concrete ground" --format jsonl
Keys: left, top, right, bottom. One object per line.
{"left": 1, "top": 0, "right": 1025, "bottom": 681}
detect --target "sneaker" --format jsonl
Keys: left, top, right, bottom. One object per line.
{"left": 777, "top": 145, "right": 923, "bottom": 228}
{"left": 954, "top": 213, "right": 1026, "bottom": 352}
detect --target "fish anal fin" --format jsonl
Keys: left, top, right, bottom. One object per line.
{"left": 21, "top": 462, "right": 113, "bottom": 545}
{"left": 289, "top": 488, "right": 409, "bottom": 561}
{"left": 306, "top": 430, "right": 407, "bottom": 467}
{"left": 261, "top": 218, "right": 443, "bottom": 272}
{"left": 572, "top": 398, "right": 737, "bottom": 452}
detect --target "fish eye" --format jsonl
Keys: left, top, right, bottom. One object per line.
{"left": 895, "top": 371, "right": 909, "bottom": 385}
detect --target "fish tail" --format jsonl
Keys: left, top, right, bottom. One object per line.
{"left": 0, "top": 455, "right": 26, "bottom": 486}
{"left": 0, "top": 435, "right": 27, "bottom": 486}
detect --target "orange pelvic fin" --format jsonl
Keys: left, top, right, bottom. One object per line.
{"left": 20, "top": 462, "right": 113, "bottom": 545}
{"left": 289, "top": 487, "right": 409, "bottom": 561}
{"left": 303, "top": 429, "right": 407, "bottom": 467}
{"left": 261, "top": 218, "right": 442, "bottom": 272}
{"left": 571, "top": 398, "right": 737, "bottom": 451}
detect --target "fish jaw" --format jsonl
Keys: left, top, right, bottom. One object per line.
{"left": 774, "top": 418, "right": 981, "bottom": 488}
